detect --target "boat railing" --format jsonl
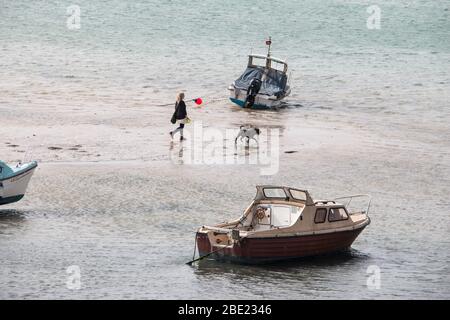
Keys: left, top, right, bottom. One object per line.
{"left": 201, "top": 226, "right": 232, "bottom": 234}
{"left": 333, "top": 194, "right": 372, "bottom": 215}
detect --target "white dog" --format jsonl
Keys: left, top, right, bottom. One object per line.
{"left": 235, "top": 125, "right": 260, "bottom": 145}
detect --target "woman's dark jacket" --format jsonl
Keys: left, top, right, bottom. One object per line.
{"left": 175, "top": 101, "right": 187, "bottom": 119}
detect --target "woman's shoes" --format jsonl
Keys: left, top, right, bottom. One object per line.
{"left": 169, "top": 131, "right": 173, "bottom": 139}
{"left": 180, "top": 136, "right": 186, "bottom": 141}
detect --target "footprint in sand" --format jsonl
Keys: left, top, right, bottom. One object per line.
{"left": 284, "top": 150, "right": 298, "bottom": 154}
{"left": 7, "top": 144, "right": 19, "bottom": 148}
{"left": 48, "top": 146, "right": 63, "bottom": 150}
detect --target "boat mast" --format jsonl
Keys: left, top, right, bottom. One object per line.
{"left": 265, "top": 36, "right": 272, "bottom": 69}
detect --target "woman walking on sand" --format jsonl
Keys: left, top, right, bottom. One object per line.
{"left": 170, "top": 92, "right": 188, "bottom": 141}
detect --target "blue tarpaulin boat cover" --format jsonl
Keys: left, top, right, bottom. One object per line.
{"left": 234, "top": 66, "right": 287, "bottom": 97}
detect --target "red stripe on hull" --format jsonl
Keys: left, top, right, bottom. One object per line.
{"left": 196, "top": 227, "right": 365, "bottom": 263}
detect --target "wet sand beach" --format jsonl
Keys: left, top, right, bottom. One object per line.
{"left": 1, "top": 99, "right": 449, "bottom": 299}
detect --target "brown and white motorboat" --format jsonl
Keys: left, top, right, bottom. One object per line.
{"left": 193, "top": 186, "right": 371, "bottom": 264}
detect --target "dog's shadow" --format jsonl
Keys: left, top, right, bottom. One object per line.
{"left": 233, "top": 140, "right": 259, "bottom": 157}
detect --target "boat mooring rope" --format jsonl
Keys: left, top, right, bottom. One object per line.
{"left": 185, "top": 233, "right": 247, "bottom": 266}
{"left": 185, "top": 245, "right": 228, "bottom": 266}
{"left": 191, "top": 233, "right": 198, "bottom": 261}
{"left": 156, "top": 96, "right": 228, "bottom": 107}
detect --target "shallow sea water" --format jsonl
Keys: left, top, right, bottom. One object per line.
{"left": 1, "top": 0, "right": 449, "bottom": 299}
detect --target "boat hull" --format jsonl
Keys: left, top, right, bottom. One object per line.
{"left": 196, "top": 226, "right": 366, "bottom": 264}
{"left": 0, "top": 195, "right": 25, "bottom": 205}
{"left": 0, "top": 163, "right": 37, "bottom": 206}
{"left": 229, "top": 98, "right": 277, "bottom": 110}
{"left": 228, "top": 87, "right": 289, "bottom": 109}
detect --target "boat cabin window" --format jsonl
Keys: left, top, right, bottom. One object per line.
{"left": 263, "top": 188, "right": 287, "bottom": 199}
{"left": 314, "top": 208, "right": 327, "bottom": 223}
{"left": 289, "top": 189, "right": 307, "bottom": 202}
{"left": 328, "top": 207, "right": 349, "bottom": 222}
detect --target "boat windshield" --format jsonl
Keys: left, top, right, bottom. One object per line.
{"left": 254, "top": 186, "right": 312, "bottom": 205}
{"left": 263, "top": 187, "right": 288, "bottom": 198}
{"left": 289, "top": 189, "right": 308, "bottom": 202}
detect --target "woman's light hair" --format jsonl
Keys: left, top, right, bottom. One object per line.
{"left": 177, "top": 92, "right": 185, "bottom": 101}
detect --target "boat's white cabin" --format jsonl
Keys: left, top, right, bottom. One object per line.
{"left": 207, "top": 186, "right": 371, "bottom": 236}
{"left": 234, "top": 186, "right": 312, "bottom": 232}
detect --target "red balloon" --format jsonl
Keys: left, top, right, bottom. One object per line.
{"left": 194, "top": 98, "right": 203, "bottom": 105}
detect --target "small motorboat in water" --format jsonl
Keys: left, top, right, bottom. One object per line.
{"left": 194, "top": 186, "right": 371, "bottom": 264}
{"left": 228, "top": 37, "right": 291, "bottom": 109}
{"left": 0, "top": 160, "right": 38, "bottom": 205}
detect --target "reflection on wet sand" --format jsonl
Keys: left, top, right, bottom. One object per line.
{"left": 0, "top": 210, "right": 27, "bottom": 234}
{"left": 0, "top": 209, "right": 27, "bottom": 222}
